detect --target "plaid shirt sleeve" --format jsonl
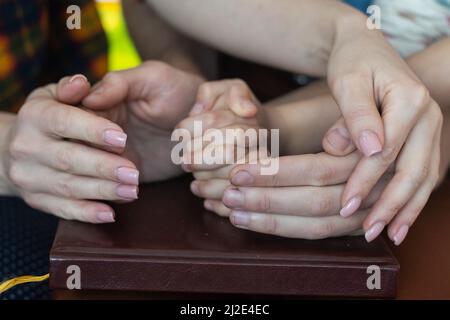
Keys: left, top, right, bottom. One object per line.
{"left": 0, "top": 0, "right": 108, "bottom": 112}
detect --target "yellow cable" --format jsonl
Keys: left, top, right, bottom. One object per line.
{"left": 0, "top": 274, "right": 49, "bottom": 295}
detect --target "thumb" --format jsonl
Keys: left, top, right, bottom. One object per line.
{"left": 330, "top": 74, "right": 384, "bottom": 157}
{"left": 322, "top": 117, "right": 356, "bottom": 156}
{"left": 56, "top": 74, "right": 91, "bottom": 105}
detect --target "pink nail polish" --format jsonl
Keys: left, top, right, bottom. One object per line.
{"left": 104, "top": 130, "right": 127, "bottom": 148}
{"left": 116, "top": 185, "right": 138, "bottom": 199}
{"left": 190, "top": 181, "right": 199, "bottom": 195}
{"left": 393, "top": 225, "right": 409, "bottom": 246}
{"left": 359, "top": 130, "right": 382, "bottom": 157}
{"left": 340, "top": 196, "right": 362, "bottom": 217}
{"left": 365, "top": 221, "right": 386, "bottom": 243}
{"left": 231, "top": 211, "right": 251, "bottom": 227}
{"left": 190, "top": 103, "right": 204, "bottom": 115}
{"left": 96, "top": 211, "right": 115, "bottom": 223}
{"left": 116, "top": 167, "right": 139, "bottom": 185}
{"left": 223, "top": 188, "right": 244, "bottom": 208}
{"left": 326, "top": 127, "right": 351, "bottom": 151}
{"left": 231, "top": 170, "right": 254, "bottom": 186}
{"left": 69, "top": 74, "right": 88, "bottom": 85}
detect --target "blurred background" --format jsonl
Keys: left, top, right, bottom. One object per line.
{"left": 95, "top": 0, "right": 141, "bottom": 71}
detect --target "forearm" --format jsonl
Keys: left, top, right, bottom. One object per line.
{"left": 0, "top": 112, "right": 16, "bottom": 195}
{"left": 146, "top": 0, "right": 365, "bottom": 76}
{"left": 264, "top": 37, "right": 450, "bottom": 155}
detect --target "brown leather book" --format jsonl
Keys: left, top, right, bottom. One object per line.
{"left": 50, "top": 176, "right": 399, "bottom": 298}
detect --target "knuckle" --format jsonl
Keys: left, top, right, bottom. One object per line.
{"left": 97, "top": 183, "right": 112, "bottom": 199}
{"left": 261, "top": 215, "right": 279, "bottom": 234}
{"left": 54, "top": 177, "right": 74, "bottom": 198}
{"left": 102, "top": 71, "right": 121, "bottom": 84}
{"left": 309, "top": 221, "right": 336, "bottom": 240}
{"left": 197, "top": 83, "right": 213, "bottom": 101}
{"left": 47, "top": 107, "right": 69, "bottom": 137}
{"left": 311, "top": 196, "right": 333, "bottom": 215}
{"left": 8, "top": 137, "right": 30, "bottom": 161}
{"left": 408, "top": 83, "right": 430, "bottom": 110}
{"left": 310, "top": 156, "right": 336, "bottom": 186}
{"left": 8, "top": 163, "right": 26, "bottom": 187}
{"left": 256, "top": 191, "right": 272, "bottom": 212}
{"left": 55, "top": 145, "right": 73, "bottom": 172}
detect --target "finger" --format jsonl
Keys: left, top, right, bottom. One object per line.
{"left": 22, "top": 192, "right": 116, "bottom": 224}
{"left": 56, "top": 74, "right": 91, "bottom": 105}
{"left": 203, "top": 199, "right": 232, "bottom": 217}
{"left": 35, "top": 140, "right": 138, "bottom": 184}
{"left": 22, "top": 166, "right": 138, "bottom": 201}
{"left": 222, "top": 177, "right": 387, "bottom": 217}
{"left": 322, "top": 117, "right": 356, "bottom": 156}
{"left": 192, "top": 79, "right": 257, "bottom": 116}
{"left": 361, "top": 109, "right": 440, "bottom": 242}
{"left": 387, "top": 144, "right": 440, "bottom": 245}
{"left": 330, "top": 73, "right": 384, "bottom": 157}
{"left": 27, "top": 102, "right": 127, "bottom": 149}
{"left": 229, "top": 152, "right": 360, "bottom": 187}
{"left": 193, "top": 165, "right": 235, "bottom": 180}
{"left": 227, "top": 82, "right": 259, "bottom": 117}
{"left": 339, "top": 99, "right": 433, "bottom": 217}
{"left": 190, "top": 179, "right": 230, "bottom": 200}
{"left": 229, "top": 209, "right": 368, "bottom": 239}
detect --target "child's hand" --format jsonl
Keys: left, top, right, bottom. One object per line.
{"left": 176, "top": 79, "right": 263, "bottom": 173}
{"left": 322, "top": 108, "right": 442, "bottom": 245}
{"left": 176, "top": 79, "right": 266, "bottom": 211}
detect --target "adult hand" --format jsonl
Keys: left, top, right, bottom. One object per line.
{"left": 3, "top": 75, "right": 137, "bottom": 223}
{"left": 191, "top": 152, "right": 393, "bottom": 239}
{"left": 325, "top": 15, "right": 443, "bottom": 244}
{"left": 82, "top": 61, "right": 204, "bottom": 182}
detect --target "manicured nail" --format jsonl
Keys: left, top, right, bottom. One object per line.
{"left": 223, "top": 188, "right": 244, "bottom": 208}
{"left": 190, "top": 103, "right": 204, "bottom": 115}
{"left": 190, "top": 181, "right": 199, "bottom": 195}
{"left": 340, "top": 196, "right": 362, "bottom": 217}
{"left": 326, "top": 127, "right": 351, "bottom": 151}
{"left": 393, "top": 225, "right": 409, "bottom": 246}
{"left": 116, "top": 185, "right": 138, "bottom": 199}
{"left": 204, "top": 200, "right": 213, "bottom": 211}
{"left": 230, "top": 211, "right": 251, "bottom": 227}
{"left": 69, "top": 74, "right": 88, "bottom": 85}
{"left": 365, "top": 221, "right": 386, "bottom": 243}
{"left": 96, "top": 211, "right": 115, "bottom": 223}
{"left": 104, "top": 130, "right": 127, "bottom": 148}
{"left": 231, "top": 170, "right": 254, "bottom": 186}
{"left": 359, "top": 130, "right": 382, "bottom": 157}
{"left": 116, "top": 167, "right": 139, "bottom": 185}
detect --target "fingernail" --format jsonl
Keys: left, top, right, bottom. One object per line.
{"left": 190, "top": 103, "right": 204, "bottom": 115}
{"left": 223, "top": 188, "right": 244, "bottom": 208}
{"left": 116, "top": 167, "right": 139, "bottom": 185}
{"left": 190, "top": 181, "right": 199, "bottom": 195}
{"left": 116, "top": 185, "right": 139, "bottom": 199}
{"left": 104, "top": 129, "right": 127, "bottom": 148}
{"left": 96, "top": 211, "right": 115, "bottom": 223}
{"left": 359, "top": 130, "right": 382, "bottom": 157}
{"left": 326, "top": 127, "right": 351, "bottom": 151}
{"left": 230, "top": 211, "right": 251, "bottom": 227}
{"left": 393, "top": 225, "right": 409, "bottom": 246}
{"left": 69, "top": 74, "right": 88, "bottom": 85}
{"left": 231, "top": 170, "right": 254, "bottom": 186}
{"left": 181, "top": 163, "right": 191, "bottom": 172}
{"left": 340, "top": 196, "right": 362, "bottom": 217}
{"left": 204, "top": 200, "right": 213, "bottom": 211}
{"left": 365, "top": 221, "right": 386, "bottom": 243}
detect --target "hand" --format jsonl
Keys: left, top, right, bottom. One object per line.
{"left": 176, "top": 79, "right": 262, "bottom": 173}
{"left": 192, "top": 152, "right": 394, "bottom": 239}
{"left": 82, "top": 61, "right": 204, "bottom": 182}
{"left": 3, "top": 75, "right": 138, "bottom": 223}
{"left": 326, "top": 16, "right": 443, "bottom": 243}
